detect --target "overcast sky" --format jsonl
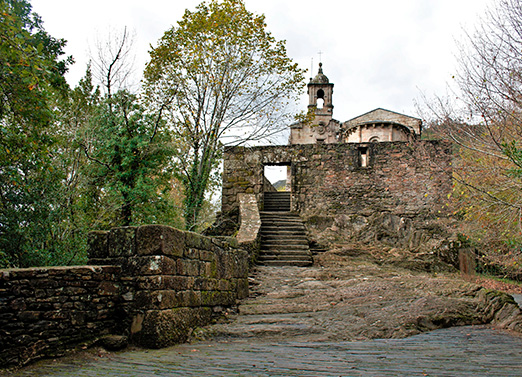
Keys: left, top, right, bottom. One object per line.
{"left": 31, "top": 0, "right": 491, "bottom": 122}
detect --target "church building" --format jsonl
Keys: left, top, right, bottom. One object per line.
{"left": 219, "top": 62, "right": 452, "bottom": 264}
{"left": 289, "top": 63, "right": 422, "bottom": 145}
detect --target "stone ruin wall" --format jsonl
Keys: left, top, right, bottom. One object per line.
{"left": 0, "top": 225, "right": 251, "bottom": 368}
{"left": 222, "top": 140, "right": 453, "bottom": 250}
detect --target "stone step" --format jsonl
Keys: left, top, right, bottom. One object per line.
{"left": 263, "top": 192, "right": 291, "bottom": 212}
{"left": 258, "top": 254, "right": 312, "bottom": 261}
{"left": 261, "top": 218, "right": 304, "bottom": 223}
{"left": 261, "top": 222, "right": 305, "bottom": 226}
{"left": 259, "top": 250, "right": 312, "bottom": 256}
{"left": 260, "top": 217, "right": 303, "bottom": 221}
{"left": 261, "top": 246, "right": 310, "bottom": 252}
{"left": 258, "top": 205, "right": 311, "bottom": 267}
{"left": 264, "top": 192, "right": 291, "bottom": 197}
{"left": 261, "top": 236, "right": 309, "bottom": 243}
{"left": 261, "top": 239, "right": 309, "bottom": 246}
{"left": 260, "top": 216, "right": 301, "bottom": 221}
{"left": 263, "top": 207, "right": 291, "bottom": 212}
{"left": 260, "top": 211, "right": 299, "bottom": 216}
{"left": 260, "top": 217, "right": 299, "bottom": 222}
{"left": 258, "top": 260, "right": 312, "bottom": 267}
{"left": 259, "top": 225, "right": 306, "bottom": 235}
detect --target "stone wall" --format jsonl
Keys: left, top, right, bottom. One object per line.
{"left": 88, "top": 224, "right": 249, "bottom": 348}
{"left": 0, "top": 225, "right": 250, "bottom": 367}
{"left": 0, "top": 265, "right": 121, "bottom": 367}
{"left": 222, "top": 141, "right": 453, "bottom": 250}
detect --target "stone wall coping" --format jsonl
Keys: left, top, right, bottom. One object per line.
{"left": 0, "top": 264, "right": 118, "bottom": 277}
{"left": 237, "top": 193, "right": 261, "bottom": 244}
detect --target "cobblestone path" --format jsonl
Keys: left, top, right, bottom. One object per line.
{"left": 8, "top": 325, "right": 522, "bottom": 376}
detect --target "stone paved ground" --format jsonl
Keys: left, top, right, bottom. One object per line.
{"left": 6, "top": 326, "right": 522, "bottom": 376}
{"left": 6, "top": 248, "right": 522, "bottom": 376}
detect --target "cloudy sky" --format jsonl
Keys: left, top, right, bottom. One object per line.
{"left": 32, "top": 0, "right": 491, "bottom": 122}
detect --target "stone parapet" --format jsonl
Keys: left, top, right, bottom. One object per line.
{"left": 0, "top": 225, "right": 250, "bottom": 367}
{"left": 87, "top": 224, "right": 249, "bottom": 348}
{"left": 0, "top": 265, "right": 121, "bottom": 367}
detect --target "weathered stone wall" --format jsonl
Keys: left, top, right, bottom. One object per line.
{"left": 0, "top": 225, "right": 250, "bottom": 367}
{"left": 0, "top": 265, "right": 121, "bottom": 367}
{"left": 88, "top": 225, "right": 249, "bottom": 348}
{"left": 222, "top": 141, "right": 452, "bottom": 250}
{"left": 236, "top": 193, "right": 261, "bottom": 264}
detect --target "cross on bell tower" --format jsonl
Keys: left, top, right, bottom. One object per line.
{"left": 307, "top": 62, "right": 334, "bottom": 124}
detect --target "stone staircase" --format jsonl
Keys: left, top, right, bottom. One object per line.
{"left": 259, "top": 192, "right": 313, "bottom": 267}
{"left": 263, "top": 192, "right": 291, "bottom": 212}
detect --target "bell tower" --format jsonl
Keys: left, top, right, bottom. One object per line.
{"left": 307, "top": 62, "right": 334, "bottom": 125}
{"left": 289, "top": 62, "right": 339, "bottom": 145}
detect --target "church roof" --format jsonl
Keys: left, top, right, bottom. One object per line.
{"left": 343, "top": 108, "right": 422, "bottom": 135}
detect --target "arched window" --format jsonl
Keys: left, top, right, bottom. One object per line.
{"left": 316, "top": 89, "right": 325, "bottom": 109}
{"left": 369, "top": 136, "right": 380, "bottom": 143}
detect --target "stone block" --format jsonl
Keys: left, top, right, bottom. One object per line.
{"left": 201, "top": 291, "right": 236, "bottom": 307}
{"left": 136, "top": 276, "right": 193, "bottom": 291}
{"left": 136, "top": 225, "right": 185, "bottom": 258}
{"left": 87, "top": 231, "right": 109, "bottom": 259}
{"left": 131, "top": 307, "right": 212, "bottom": 348}
{"left": 98, "top": 281, "right": 120, "bottom": 296}
{"left": 217, "top": 279, "right": 231, "bottom": 291}
{"left": 184, "top": 248, "right": 199, "bottom": 260}
{"left": 126, "top": 255, "right": 178, "bottom": 276}
{"left": 184, "top": 231, "right": 214, "bottom": 251}
{"left": 180, "top": 290, "right": 202, "bottom": 307}
{"left": 199, "top": 250, "right": 216, "bottom": 262}
{"left": 236, "top": 278, "right": 249, "bottom": 299}
{"left": 135, "top": 290, "right": 182, "bottom": 310}
{"left": 88, "top": 257, "right": 126, "bottom": 266}
{"left": 193, "top": 277, "right": 217, "bottom": 291}
{"left": 108, "top": 227, "right": 137, "bottom": 257}
{"left": 232, "top": 251, "right": 249, "bottom": 278}
{"left": 18, "top": 311, "right": 40, "bottom": 322}
{"left": 99, "top": 335, "right": 128, "bottom": 351}
{"left": 176, "top": 259, "right": 200, "bottom": 276}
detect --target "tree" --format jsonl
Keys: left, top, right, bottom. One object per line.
{"left": 81, "top": 89, "right": 179, "bottom": 227}
{"left": 0, "top": 0, "right": 72, "bottom": 267}
{"left": 91, "top": 26, "right": 136, "bottom": 98}
{"left": 422, "top": 0, "right": 522, "bottom": 270}
{"left": 143, "top": 0, "right": 305, "bottom": 230}
{"left": 77, "top": 31, "right": 181, "bottom": 229}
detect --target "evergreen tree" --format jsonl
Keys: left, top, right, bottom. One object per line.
{"left": 0, "top": 0, "right": 72, "bottom": 267}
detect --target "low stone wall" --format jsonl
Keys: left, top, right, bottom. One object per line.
{"left": 0, "top": 265, "right": 121, "bottom": 367}
{"left": 88, "top": 224, "right": 249, "bottom": 348}
{"left": 0, "top": 225, "right": 250, "bottom": 367}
